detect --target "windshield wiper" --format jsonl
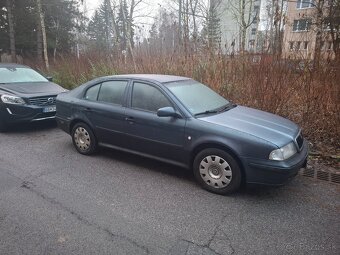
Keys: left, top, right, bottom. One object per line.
{"left": 217, "top": 103, "right": 236, "bottom": 113}
{"left": 194, "top": 103, "right": 236, "bottom": 117}
{"left": 194, "top": 109, "right": 219, "bottom": 117}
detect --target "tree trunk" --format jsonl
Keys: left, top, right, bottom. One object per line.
{"left": 36, "top": 0, "right": 49, "bottom": 71}
{"left": 314, "top": 0, "right": 324, "bottom": 69}
{"left": 178, "top": 0, "right": 182, "bottom": 45}
{"left": 328, "top": 0, "right": 340, "bottom": 63}
{"left": 240, "top": 0, "right": 246, "bottom": 53}
{"left": 36, "top": 20, "right": 43, "bottom": 63}
{"left": 6, "top": 0, "right": 16, "bottom": 62}
{"left": 121, "top": 0, "right": 136, "bottom": 70}
{"left": 190, "top": 0, "right": 198, "bottom": 51}
{"left": 110, "top": 0, "right": 120, "bottom": 48}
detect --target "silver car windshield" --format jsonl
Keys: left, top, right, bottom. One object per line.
{"left": 166, "top": 80, "right": 230, "bottom": 116}
{"left": 0, "top": 67, "right": 48, "bottom": 83}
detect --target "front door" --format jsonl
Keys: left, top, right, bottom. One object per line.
{"left": 124, "top": 81, "right": 187, "bottom": 164}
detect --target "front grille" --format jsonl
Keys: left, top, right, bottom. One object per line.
{"left": 28, "top": 96, "right": 56, "bottom": 106}
{"left": 296, "top": 133, "right": 303, "bottom": 150}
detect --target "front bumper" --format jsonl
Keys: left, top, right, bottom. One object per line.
{"left": 242, "top": 139, "right": 309, "bottom": 186}
{"left": 0, "top": 104, "right": 56, "bottom": 125}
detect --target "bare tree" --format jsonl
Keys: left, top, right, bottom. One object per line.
{"left": 189, "top": 0, "right": 199, "bottom": 37}
{"left": 117, "top": 0, "right": 143, "bottom": 68}
{"left": 272, "top": 0, "right": 285, "bottom": 56}
{"left": 314, "top": 0, "right": 325, "bottom": 68}
{"left": 6, "top": 0, "right": 15, "bottom": 62}
{"left": 37, "top": 19, "right": 43, "bottom": 63}
{"left": 36, "top": 0, "right": 49, "bottom": 70}
{"left": 328, "top": 0, "right": 340, "bottom": 61}
{"left": 309, "top": 0, "right": 340, "bottom": 65}
{"left": 226, "top": 0, "right": 258, "bottom": 53}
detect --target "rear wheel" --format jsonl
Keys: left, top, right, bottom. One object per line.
{"left": 193, "top": 148, "right": 242, "bottom": 195}
{"left": 71, "top": 122, "right": 97, "bottom": 155}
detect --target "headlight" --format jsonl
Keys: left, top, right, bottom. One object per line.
{"left": 0, "top": 94, "right": 25, "bottom": 105}
{"left": 269, "top": 142, "right": 297, "bottom": 161}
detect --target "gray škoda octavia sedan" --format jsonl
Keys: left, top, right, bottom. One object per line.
{"left": 56, "top": 74, "right": 308, "bottom": 194}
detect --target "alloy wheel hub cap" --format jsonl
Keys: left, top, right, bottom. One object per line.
{"left": 74, "top": 127, "right": 91, "bottom": 151}
{"left": 199, "top": 155, "right": 232, "bottom": 189}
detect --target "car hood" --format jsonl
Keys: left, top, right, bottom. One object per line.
{"left": 0, "top": 82, "right": 65, "bottom": 97}
{"left": 199, "top": 105, "right": 299, "bottom": 147}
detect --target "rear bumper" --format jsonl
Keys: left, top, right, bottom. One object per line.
{"left": 0, "top": 104, "right": 56, "bottom": 124}
{"left": 55, "top": 116, "right": 71, "bottom": 134}
{"left": 243, "top": 140, "right": 309, "bottom": 186}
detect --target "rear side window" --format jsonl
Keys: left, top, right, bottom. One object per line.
{"left": 131, "top": 82, "right": 171, "bottom": 112}
{"left": 98, "top": 81, "right": 128, "bottom": 105}
{"left": 85, "top": 84, "right": 100, "bottom": 101}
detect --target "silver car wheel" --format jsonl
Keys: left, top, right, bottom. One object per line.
{"left": 199, "top": 155, "right": 232, "bottom": 188}
{"left": 74, "top": 127, "right": 91, "bottom": 152}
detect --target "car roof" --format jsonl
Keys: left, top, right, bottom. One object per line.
{"left": 0, "top": 63, "right": 30, "bottom": 69}
{"left": 102, "top": 74, "right": 191, "bottom": 83}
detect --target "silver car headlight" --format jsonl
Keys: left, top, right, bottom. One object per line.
{"left": 269, "top": 142, "right": 297, "bottom": 161}
{"left": 0, "top": 94, "right": 25, "bottom": 105}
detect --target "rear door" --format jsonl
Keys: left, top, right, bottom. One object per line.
{"left": 81, "top": 79, "right": 129, "bottom": 147}
{"left": 124, "top": 81, "right": 187, "bottom": 164}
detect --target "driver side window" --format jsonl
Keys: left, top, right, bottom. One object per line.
{"left": 131, "top": 82, "right": 172, "bottom": 112}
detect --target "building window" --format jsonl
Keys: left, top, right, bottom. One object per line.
{"left": 289, "top": 42, "right": 294, "bottom": 51}
{"left": 296, "top": 0, "right": 314, "bottom": 9}
{"left": 251, "top": 28, "right": 257, "bottom": 35}
{"left": 249, "top": 39, "right": 255, "bottom": 48}
{"left": 293, "top": 19, "right": 311, "bottom": 32}
{"left": 303, "top": 41, "right": 308, "bottom": 50}
{"left": 253, "top": 5, "right": 260, "bottom": 13}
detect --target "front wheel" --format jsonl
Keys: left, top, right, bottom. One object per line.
{"left": 193, "top": 148, "right": 242, "bottom": 195}
{"left": 71, "top": 122, "right": 97, "bottom": 155}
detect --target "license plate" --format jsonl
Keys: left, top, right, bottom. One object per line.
{"left": 43, "top": 105, "right": 56, "bottom": 113}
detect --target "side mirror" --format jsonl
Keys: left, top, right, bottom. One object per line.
{"left": 157, "top": 107, "right": 181, "bottom": 118}
{"left": 46, "top": 76, "right": 53, "bottom": 82}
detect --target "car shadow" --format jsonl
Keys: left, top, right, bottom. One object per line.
{"left": 97, "top": 146, "right": 289, "bottom": 197}
{"left": 98, "top": 147, "right": 194, "bottom": 182}
{"left": 4, "top": 120, "right": 57, "bottom": 133}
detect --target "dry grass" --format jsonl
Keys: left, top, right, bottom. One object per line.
{"left": 27, "top": 50, "right": 340, "bottom": 158}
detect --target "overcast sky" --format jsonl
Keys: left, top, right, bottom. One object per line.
{"left": 83, "top": 0, "right": 270, "bottom": 37}
{"left": 83, "top": 0, "right": 163, "bottom": 20}
{"left": 83, "top": 0, "right": 165, "bottom": 38}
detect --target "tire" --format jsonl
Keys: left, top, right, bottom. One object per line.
{"left": 71, "top": 122, "right": 97, "bottom": 155}
{"left": 193, "top": 148, "right": 242, "bottom": 195}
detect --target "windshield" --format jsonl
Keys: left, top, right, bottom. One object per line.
{"left": 166, "top": 80, "right": 230, "bottom": 116}
{"left": 0, "top": 67, "right": 48, "bottom": 83}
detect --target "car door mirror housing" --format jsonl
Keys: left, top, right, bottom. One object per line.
{"left": 46, "top": 76, "right": 53, "bottom": 82}
{"left": 157, "top": 107, "right": 181, "bottom": 118}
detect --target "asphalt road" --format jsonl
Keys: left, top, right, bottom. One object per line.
{"left": 0, "top": 121, "right": 339, "bottom": 255}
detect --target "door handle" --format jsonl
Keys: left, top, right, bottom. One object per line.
{"left": 83, "top": 107, "right": 92, "bottom": 112}
{"left": 125, "top": 117, "right": 135, "bottom": 123}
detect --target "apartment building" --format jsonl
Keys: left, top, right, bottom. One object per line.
{"left": 282, "top": 0, "right": 335, "bottom": 60}
{"left": 218, "top": 0, "right": 262, "bottom": 54}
